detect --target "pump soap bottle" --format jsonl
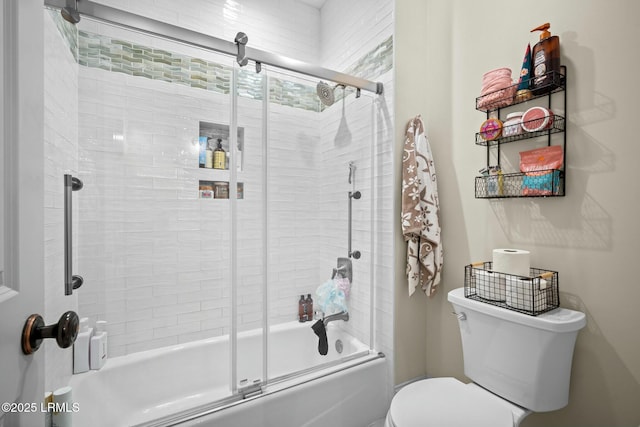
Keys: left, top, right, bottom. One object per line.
{"left": 205, "top": 138, "right": 214, "bottom": 169}
{"left": 90, "top": 320, "right": 108, "bottom": 370}
{"left": 298, "top": 295, "right": 307, "bottom": 322}
{"left": 530, "top": 23, "right": 560, "bottom": 95}
{"left": 73, "top": 317, "right": 93, "bottom": 374}
{"left": 305, "top": 294, "right": 313, "bottom": 322}
{"left": 213, "top": 138, "right": 226, "bottom": 170}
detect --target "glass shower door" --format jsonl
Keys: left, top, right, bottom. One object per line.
{"left": 265, "top": 68, "right": 375, "bottom": 383}
{"left": 233, "top": 63, "right": 266, "bottom": 394}
{"left": 51, "top": 7, "right": 377, "bottom": 423}
{"left": 74, "top": 17, "right": 238, "bottom": 416}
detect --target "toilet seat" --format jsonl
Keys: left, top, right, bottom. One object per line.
{"left": 386, "top": 377, "right": 522, "bottom": 427}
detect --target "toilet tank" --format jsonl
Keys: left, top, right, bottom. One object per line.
{"left": 448, "top": 288, "right": 586, "bottom": 412}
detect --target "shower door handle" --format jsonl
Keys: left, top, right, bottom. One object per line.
{"left": 64, "top": 174, "right": 84, "bottom": 295}
{"left": 348, "top": 190, "right": 361, "bottom": 259}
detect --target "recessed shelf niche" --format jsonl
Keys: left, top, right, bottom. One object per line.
{"left": 197, "top": 121, "right": 245, "bottom": 200}
{"left": 198, "top": 121, "right": 244, "bottom": 172}
{"left": 198, "top": 180, "right": 244, "bottom": 199}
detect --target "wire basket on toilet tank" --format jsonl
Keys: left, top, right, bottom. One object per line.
{"left": 464, "top": 262, "right": 559, "bottom": 316}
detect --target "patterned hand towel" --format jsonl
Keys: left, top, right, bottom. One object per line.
{"left": 402, "top": 115, "right": 443, "bottom": 296}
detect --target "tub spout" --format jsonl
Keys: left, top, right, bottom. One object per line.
{"left": 323, "top": 311, "right": 349, "bottom": 327}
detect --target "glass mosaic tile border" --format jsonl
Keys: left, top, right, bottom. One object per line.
{"left": 50, "top": 10, "right": 392, "bottom": 113}
{"left": 48, "top": 8, "right": 78, "bottom": 61}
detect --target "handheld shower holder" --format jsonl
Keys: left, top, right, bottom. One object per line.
{"left": 335, "top": 257, "right": 353, "bottom": 283}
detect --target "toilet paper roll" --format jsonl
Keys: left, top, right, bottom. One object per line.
{"left": 475, "top": 269, "right": 506, "bottom": 301}
{"left": 493, "top": 249, "right": 530, "bottom": 277}
{"left": 506, "top": 276, "right": 548, "bottom": 312}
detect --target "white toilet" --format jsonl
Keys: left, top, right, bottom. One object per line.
{"left": 385, "top": 287, "right": 586, "bottom": 427}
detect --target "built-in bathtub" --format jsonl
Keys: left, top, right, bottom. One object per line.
{"left": 70, "top": 321, "right": 389, "bottom": 427}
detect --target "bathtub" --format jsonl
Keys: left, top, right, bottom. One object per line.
{"left": 70, "top": 321, "right": 389, "bottom": 427}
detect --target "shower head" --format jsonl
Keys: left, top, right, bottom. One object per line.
{"left": 316, "top": 81, "right": 335, "bottom": 106}
{"left": 61, "top": 0, "right": 80, "bottom": 24}
{"left": 316, "top": 81, "right": 345, "bottom": 107}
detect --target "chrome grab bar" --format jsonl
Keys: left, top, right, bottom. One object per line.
{"left": 64, "top": 174, "right": 84, "bottom": 295}
{"left": 348, "top": 190, "right": 361, "bottom": 259}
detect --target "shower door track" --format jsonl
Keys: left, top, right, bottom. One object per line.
{"left": 43, "top": 0, "right": 384, "bottom": 95}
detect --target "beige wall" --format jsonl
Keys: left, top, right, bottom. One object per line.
{"left": 394, "top": 0, "right": 640, "bottom": 425}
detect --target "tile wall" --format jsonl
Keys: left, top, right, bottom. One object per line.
{"left": 320, "top": 0, "right": 395, "bottom": 367}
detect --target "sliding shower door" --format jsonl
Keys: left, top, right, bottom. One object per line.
{"left": 54, "top": 8, "right": 377, "bottom": 421}
{"left": 233, "top": 64, "right": 267, "bottom": 392}
{"left": 265, "top": 68, "right": 375, "bottom": 382}
{"left": 74, "top": 17, "right": 237, "bottom": 403}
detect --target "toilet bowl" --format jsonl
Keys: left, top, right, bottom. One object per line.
{"left": 385, "top": 288, "right": 586, "bottom": 427}
{"left": 384, "top": 378, "right": 529, "bottom": 427}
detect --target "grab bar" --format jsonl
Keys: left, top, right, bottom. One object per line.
{"left": 348, "top": 191, "right": 361, "bottom": 259}
{"left": 64, "top": 174, "right": 84, "bottom": 295}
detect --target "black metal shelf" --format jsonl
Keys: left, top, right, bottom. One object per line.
{"left": 476, "top": 115, "right": 565, "bottom": 146}
{"left": 474, "top": 66, "right": 567, "bottom": 199}
{"left": 475, "top": 169, "right": 564, "bottom": 199}
{"left": 475, "top": 69, "right": 565, "bottom": 113}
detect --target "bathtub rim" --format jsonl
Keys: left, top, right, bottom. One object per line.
{"left": 69, "top": 320, "right": 369, "bottom": 383}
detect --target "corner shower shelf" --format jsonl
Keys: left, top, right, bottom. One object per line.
{"left": 474, "top": 66, "right": 567, "bottom": 199}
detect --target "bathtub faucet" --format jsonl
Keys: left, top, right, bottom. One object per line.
{"left": 323, "top": 311, "right": 349, "bottom": 327}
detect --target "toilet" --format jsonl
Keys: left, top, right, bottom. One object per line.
{"left": 385, "top": 287, "right": 586, "bottom": 427}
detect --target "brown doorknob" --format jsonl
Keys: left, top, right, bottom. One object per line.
{"left": 21, "top": 311, "right": 80, "bottom": 355}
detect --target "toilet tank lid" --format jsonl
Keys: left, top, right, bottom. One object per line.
{"left": 448, "top": 287, "right": 586, "bottom": 333}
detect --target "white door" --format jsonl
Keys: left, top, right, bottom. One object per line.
{"left": 1, "top": 1, "right": 46, "bottom": 425}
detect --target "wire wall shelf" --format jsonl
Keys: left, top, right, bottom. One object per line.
{"left": 475, "top": 169, "right": 564, "bottom": 199}
{"left": 476, "top": 115, "right": 566, "bottom": 147}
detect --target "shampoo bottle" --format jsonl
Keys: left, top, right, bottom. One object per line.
{"left": 530, "top": 23, "right": 560, "bottom": 95}
{"left": 305, "top": 294, "right": 313, "bottom": 322}
{"left": 44, "top": 391, "right": 53, "bottom": 427}
{"left": 205, "top": 138, "right": 214, "bottom": 169}
{"left": 298, "top": 295, "right": 307, "bottom": 322}
{"left": 90, "top": 320, "right": 108, "bottom": 370}
{"left": 51, "top": 386, "right": 73, "bottom": 427}
{"left": 213, "top": 139, "right": 226, "bottom": 170}
{"left": 73, "top": 317, "right": 92, "bottom": 374}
